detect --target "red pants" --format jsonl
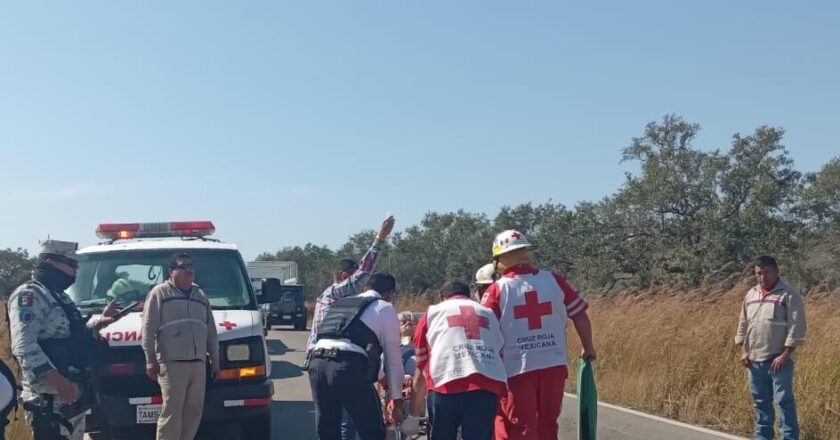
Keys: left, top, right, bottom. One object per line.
{"left": 495, "top": 366, "right": 568, "bottom": 440}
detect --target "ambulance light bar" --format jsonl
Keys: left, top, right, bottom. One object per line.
{"left": 96, "top": 221, "right": 216, "bottom": 240}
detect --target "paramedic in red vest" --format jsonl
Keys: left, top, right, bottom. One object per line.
{"left": 410, "top": 280, "right": 507, "bottom": 440}
{"left": 481, "top": 230, "right": 596, "bottom": 440}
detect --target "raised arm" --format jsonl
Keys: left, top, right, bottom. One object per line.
{"left": 333, "top": 216, "right": 395, "bottom": 299}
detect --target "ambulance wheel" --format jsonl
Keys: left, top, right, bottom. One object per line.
{"left": 241, "top": 413, "right": 271, "bottom": 439}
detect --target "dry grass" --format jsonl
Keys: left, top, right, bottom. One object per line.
{"left": 565, "top": 280, "right": 840, "bottom": 440}
{"left": 397, "top": 283, "right": 840, "bottom": 440}
{"left": 1, "top": 300, "right": 32, "bottom": 440}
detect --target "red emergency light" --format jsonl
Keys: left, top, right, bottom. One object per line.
{"left": 96, "top": 221, "right": 216, "bottom": 240}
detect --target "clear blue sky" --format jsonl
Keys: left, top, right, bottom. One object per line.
{"left": 1, "top": 1, "right": 838, "bottom": 260}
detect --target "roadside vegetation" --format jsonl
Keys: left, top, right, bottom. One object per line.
{"left": 3, "top": 115, "right": 839, "bottom": 438}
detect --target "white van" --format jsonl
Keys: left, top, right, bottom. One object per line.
{"left": 69, "top": 221, "right": 281, "bottom": 439}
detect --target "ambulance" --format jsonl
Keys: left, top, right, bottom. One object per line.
{"left": 68, "top": 221, "right": 280, "bottom": 439}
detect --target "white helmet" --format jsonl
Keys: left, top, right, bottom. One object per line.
{"left": 492, "top": 230, "right": 533, "bottom": 258}
{"left": 474, "top": 264, "right": 496, "bottom": 285}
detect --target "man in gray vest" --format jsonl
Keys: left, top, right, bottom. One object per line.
{"left": 308, "top": 273, "right": 405, "bottom": 440}
{"left": 8, "top": 240, "right": 125, "bottom": 440}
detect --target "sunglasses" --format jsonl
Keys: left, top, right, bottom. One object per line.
{"left": 51, "top": 256, "right": 79, "bottom": 270}
{"left": 172, "top": 263, "right": 195, "bottom": 271}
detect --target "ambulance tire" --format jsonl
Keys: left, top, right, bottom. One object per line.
{"left": 240, "top": 413, "right": 271, "bottom": 439}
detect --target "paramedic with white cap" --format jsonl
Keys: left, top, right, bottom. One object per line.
{"left": 474, "top": 263, "right": 496, "bottom": 302}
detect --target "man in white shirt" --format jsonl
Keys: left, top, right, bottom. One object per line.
{"left": 308, "top": 273, "right": 405, "bottom": 440}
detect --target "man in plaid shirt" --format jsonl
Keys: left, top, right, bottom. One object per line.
{"left": 306, "top": 215, "right": 396, "bottom": 352}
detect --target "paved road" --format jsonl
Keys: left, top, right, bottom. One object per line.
{"left": 268, "top": 328, "right": 746, "bottom": 440}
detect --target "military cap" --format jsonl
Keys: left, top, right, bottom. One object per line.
{"left": 39, "top": 239, "right": 80, "bottom": 261}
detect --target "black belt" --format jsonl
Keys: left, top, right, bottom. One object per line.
{"left": 22, "top": 396, "right": 74, "bottom": 433}
{"left": 310, "top": 347, "right": 366, "bottom": 360}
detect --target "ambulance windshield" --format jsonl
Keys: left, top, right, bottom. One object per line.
{"left": 69, "top": 249, "right": 254, "bottom": 312}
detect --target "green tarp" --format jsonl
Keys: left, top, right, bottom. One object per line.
{"left": 577, "top": 357, "right": 598, "bottom": 440}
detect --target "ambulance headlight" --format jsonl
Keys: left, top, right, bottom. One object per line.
{"left": 226, "top": 344, "right": 251, "bottom": 362}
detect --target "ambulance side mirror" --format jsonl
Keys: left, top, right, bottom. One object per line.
{"left": 258, "top": 278, "right": 283, "bottom": 304}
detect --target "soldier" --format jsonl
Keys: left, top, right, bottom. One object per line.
{"left": 8, "top": 240, "right": 125, "bottom": 440}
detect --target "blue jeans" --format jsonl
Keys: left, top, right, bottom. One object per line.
{"left": 427, "top": 390, "right": 498, "bottom": 440}
{"left": 748, "top": 358, "right": 800, "bottom": 440}
{"left": 341, "top": 408, "right": 357, "bottom": 440}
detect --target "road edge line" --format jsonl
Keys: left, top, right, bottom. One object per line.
{"left": 562, "top": 392, "right": 749, "bottom": 440}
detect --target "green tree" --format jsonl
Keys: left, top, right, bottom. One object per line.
{"left": 390, "top": 211, "right": 493, "bottom": 291}
{"left": 719, "top": 126, "right": 802, "bottom": 265}
{"left": 254, "top": 117, "right": 837, "bottom": 294}
{"left": 618, "top": 114, "right": 727, "bottom": 286}
{"left": 800, "top": 157, "right": 840, "bottom": 225}
{"left": 1, "top": 248, "right": 36, "bottom": 297}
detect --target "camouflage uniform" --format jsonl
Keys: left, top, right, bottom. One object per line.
{"left": 7, "top": 240, "right": 93, "bottom": 440}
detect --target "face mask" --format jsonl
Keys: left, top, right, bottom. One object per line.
{"left": 33, "top": 262, "right": 77, "bottom": 292}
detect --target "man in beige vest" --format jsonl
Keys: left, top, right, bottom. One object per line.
{"left": 141, "top": 252, "right": 220, "bottom": 440}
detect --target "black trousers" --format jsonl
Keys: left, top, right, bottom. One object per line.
{"left": 27, "top": 410, "right": 68, "bottom": 440}
{"left": 308, "top": 352, "right": 384, "bottom": 440}
{"left": 427, "top": 390, "right": 498, "bottom": 440}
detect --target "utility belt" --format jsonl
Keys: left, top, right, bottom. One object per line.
{"left": 310, "top": 347, "right": 367, "bottom": 361}
{"left": 306, "top": 347, "right": 379, "bottom": 383}
{"left": 21, "top": 392, "right": 90, "bottom": 435}
{"left": 27, "top": 374, "right": 94, "bottom": 416}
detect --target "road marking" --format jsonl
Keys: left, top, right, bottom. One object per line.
{"left": 563, "top": 393, "right": 748, "bottom": 440}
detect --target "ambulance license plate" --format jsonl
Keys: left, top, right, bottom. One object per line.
{"left": 136, "top": 404, "right": 161, "bottom": 424}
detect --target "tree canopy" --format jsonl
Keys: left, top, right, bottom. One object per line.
{"left": 258, "top": 115, "right": 839, "bottom": 296}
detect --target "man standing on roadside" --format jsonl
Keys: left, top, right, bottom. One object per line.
{"left": 142, "top": 252, "right": 220, "bottom": 440}
{"left": 481, "top": 230, "right": 596, "bottom": 440}
{"left": 735, "top": 256, "right": 806, "bottom": 440}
